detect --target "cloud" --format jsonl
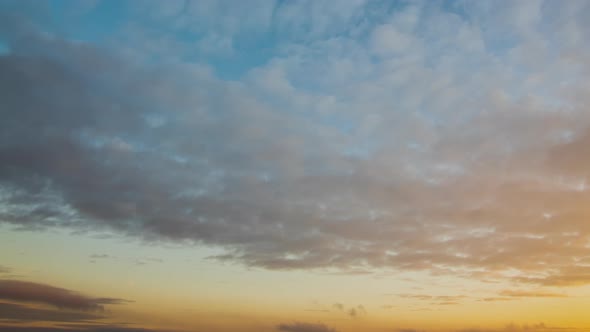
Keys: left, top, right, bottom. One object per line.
{"left": 332, "top": 303, "right": 344, "bottom": 311}
{"left": 277, "top": 322, "right": 337, "bottom": 332}
{"left": 0, "top": 280, "right": 129, "bottom": 311}
{"left": 347, "top": 305, "right": 366, "bottom": 318}
{"left": 397, "top": 294, "right": 467, "bottom": 304}
{"left": 0, "top": 326, "right": 165, "bottom": 332}
{"left": 0, "top": 266, "right": 9, "bottom": 274}
{"left": 0, "top": 302, "right": 103, "bottom": 323}
{"left": 457, "top": 322, "right": 578, "bottom": 332}
{"left": 498, "top": 289, "right": 567, "bottom": 298}
{"left": 1, "top": 0, "right": 590, "bottom": 289}
{"left": 133, "top": 257, "right": 163, "bottom": 266}
{"left": 480, "top": 297, "right": 514, "bottom": 302}
{"left": 88, "top": 254, "right": 111, "bottom": 259}
{"left": 331, "top": 303, "right": 366, "bottom": 318}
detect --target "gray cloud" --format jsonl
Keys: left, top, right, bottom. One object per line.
{"left": 1, "top": 1, "right": 590, "bottom": 288}
{"left": 0, "top": 326, "right": 165, "bottom": 332}
{"left": 89, "top": 254, "right": 111, "bottom": 259}
{"left": 347, "top": 305, "right": 366, "bottom": 318}
{"left": 0, "top": 280, "right": 129, "bottom": 311}
{"left": 277, "top": 322, "right": 337, "bottom": 332}
{"left": 0, "top": 302, "right": 103, "bottom": 323}
{"left": 331, "top": 303, "right": 366, "bottom": 318}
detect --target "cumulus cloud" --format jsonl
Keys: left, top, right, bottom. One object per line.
{"left": 1, "top": 0, "right": 590, "bottom": 289}
{"left": 277, "top": 322, "right": 337, "bottom": 332}
{"left": 0, "top": 280, "right": 129, "bottom": 311}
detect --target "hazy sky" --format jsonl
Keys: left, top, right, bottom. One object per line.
{"left": 1, "top": 0, "right": 590, "bottom": 331}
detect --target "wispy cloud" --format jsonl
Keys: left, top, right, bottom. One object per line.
{"left": 89, "top": 254, "right": 111, "bottom": 260}
{"left": 396, "top": 294, "right": 468, "bottom": 305}
{"left": 457, "top": 322, "right": 579, "bottom": 332}
{"left": 498, "top": 289, "right": 567, "bottom": 298}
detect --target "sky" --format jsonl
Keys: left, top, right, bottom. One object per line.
{"left": 1, "top": 0, "right": 590, "bottom": 331}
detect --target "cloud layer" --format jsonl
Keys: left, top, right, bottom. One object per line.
{"left": 1, "top": 0, "right": 590, "bottom": 288}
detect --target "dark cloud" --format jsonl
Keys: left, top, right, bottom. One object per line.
{"left": 277, "top": 322, "right": 337, "bottom": 332}
{"left": 0, "top": 280, "right": 129, "bottom": 311}
{"left": 1, "top": 2, "right": 590, "bottom": 289}
{"left": 0, "top": 326, "right": 164, "bottom": 332}
{"left": 0, "top": 302, "right": 103, "bottom": 323}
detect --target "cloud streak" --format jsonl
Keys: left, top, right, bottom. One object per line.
{"left": 0, "top": 280, "right": 129, "bottom": 311}
{"left": 0, "top": 302, "right": 103, "bottom": 323}
{"left": 498, "top": 290, "right": 567, "bottom": 298}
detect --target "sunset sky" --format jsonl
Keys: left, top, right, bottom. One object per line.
{"left": 1, "top": 1, "right": 590, "bottom": 331}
